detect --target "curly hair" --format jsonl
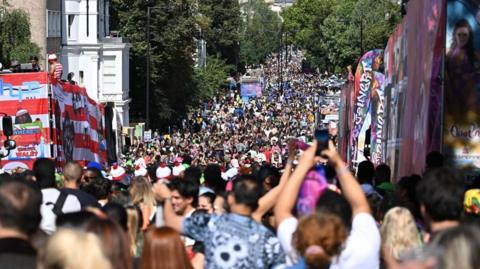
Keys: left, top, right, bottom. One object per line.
{"left": 293, "top": 213, "right": 348, "bottom": 269}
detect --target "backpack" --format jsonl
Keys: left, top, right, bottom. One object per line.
{"left": 52, "top": 191, "right": 69, "bottom": 216}
{"left": 41, "top": 189, "right": 81, "bottom": 234}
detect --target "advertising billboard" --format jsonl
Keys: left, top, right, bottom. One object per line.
{"left": 443, "top": 0, "right": 480, "bottom": 172}
{"left": 0, "top": 72, "right": 51, "bottom": 171}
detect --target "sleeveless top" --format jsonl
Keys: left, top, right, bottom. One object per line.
{"left": 53, "top": 62, "right": 63, "bottom": 80}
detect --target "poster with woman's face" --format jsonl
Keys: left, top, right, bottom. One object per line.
{"left": 444, "top": 0, "right": 480, "bottom": 171}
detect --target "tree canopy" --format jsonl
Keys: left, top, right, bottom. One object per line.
{"left": 0, "top": 3, "right": 40, "bottom": 67}
{"left": 192, "top": 56, "right": 231, "bottom": 104}
{"left": 110, "top": 0, "right": 282, "bottom": 128}
{"left": 109, "top": 0, "right": 401, "bottom": 128}
{"left": 110, "top": 0, "right": 198, "bottom": 127}
{"left": 283, "top": 0, "right": 400, "bottom": 72}
{"left": 239, "top": 0, "right": 282, "bottom": 67}
{"left": 198, "top": 0, "right": 242, "bottom": 69}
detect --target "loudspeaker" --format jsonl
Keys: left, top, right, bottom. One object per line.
{"left": 2, "top": 116, "right": 13, "bottom": 137}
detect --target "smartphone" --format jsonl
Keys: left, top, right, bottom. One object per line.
{"left": 314, "top": 129, "right": 329, "bottom": 156}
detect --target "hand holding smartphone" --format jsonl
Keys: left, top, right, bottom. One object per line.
{"left": 314, "top": 129, "right": 330, "bottom": 156}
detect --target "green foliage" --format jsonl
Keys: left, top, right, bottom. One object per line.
{"left": 0, "top": 7, "right": 40, "bottom": 67}
{"left": 282, "top": 0, "right": 336, "bottom": 70}
{"left": 283, "top": 0, "right": 400, "bottom": 72}
{"left": 110, "top": 0, "right": 198, "bottom": 126}
{"left": 239, "top": 0, "right": 282, "bottom": 66}
{"left": 199, "top": 0, "right": 242, "bottom": 68}
{"left": 192, "top": 56, "right": 231, "bottom": 104}
{"left": 321, "top": 0, "right": 401, "bottom": 72}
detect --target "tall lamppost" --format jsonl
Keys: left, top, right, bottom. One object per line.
{"left": 338, "top": 18, "right": 364, "bottom": 56}
{"left": 145, "top": 1, "right": 155, "bottom": 130}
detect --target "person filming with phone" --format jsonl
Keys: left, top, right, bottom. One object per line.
{"left": 274, "top": 132, "right": 381, "bottom": 269}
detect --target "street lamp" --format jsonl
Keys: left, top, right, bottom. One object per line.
{"left": 338, "top": 18, "right": 364, "bottom": 56}
{"left": 144, "top": 0, "right": 161, "bottom": 130}
{"left": 146, "top": 6, "right": 152, "bottom": 130}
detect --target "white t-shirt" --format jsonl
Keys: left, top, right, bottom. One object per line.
{"left": 40, "top": 188, "right": 82, "bottom": 234}
{"left": 276, "top": 217, "right": 300, "bottom": 265}
{"left": 277, "top": 213, "right": 381, "bottom": 268}
{"left": 221, "top": 167, "right": 238, "bottom": 180}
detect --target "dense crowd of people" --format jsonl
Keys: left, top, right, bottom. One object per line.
{"left": 1, "top": 52, "right": 480, "bottom": 269}
{"left": 121, "top": 51, "right": 341, "bottom": 176}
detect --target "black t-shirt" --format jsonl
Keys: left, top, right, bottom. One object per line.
{"left": 61, "top": 188, "right": 100, "bottom": 208}
{"left": 0, "top": 237, "right": 36, "bottom": 269}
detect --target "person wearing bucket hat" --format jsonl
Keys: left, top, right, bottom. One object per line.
{"left": 134, "top": 165, "right": 148, "bottom": 177}
{"left": 172, "top": 160, "right": 186, "bottom": 177}
{"left": 110, "top": 163, "right": 126, "bottom": 182}
{"left": 156, "top": 162, "right": 172, "bottom": 181}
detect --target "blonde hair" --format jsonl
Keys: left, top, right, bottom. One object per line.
{"left": 39, "top": 229, "right": 112, "bottom": 269}
{"left": 130, "top": 177, "right": 156, "bottom": 230}
{"left": 126, "top": 205, "right": 142, "bottom": 256}
{"left": 380, "top": 207, "right": 421, "bottom": 260}
{"left": 129, "top": 176, "right": 156, "bottom": 209}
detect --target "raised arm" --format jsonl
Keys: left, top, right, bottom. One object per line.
{"left": 274, "top": 141, "right": 319, "bottom": 225}
{"left": 151, "top": 182, "right": 183, "bottom": 231}
{"left": 49, "top": 63, "right": 55, "bottom": 77}
{"left": 321, "top": 141, "right": 370, "bottom": 216}
{"left": 253, "top": 141, "right": 296, "bottom": 222}
{"left": 252, "top": 162, "right": 292, "bottom": 222}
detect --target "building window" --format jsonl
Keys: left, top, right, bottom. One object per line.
{"left": 103, "top": 56, "right": 117, "bottom": 91}
{"left": 68, "top": 15, "right": 74, "bottom": 38}
{"left": 79, "top": 71, "right": 84, "bottom": 85}
{"left": 67, "top": 14, "right": 78, "bottom": 40}
{"left": 47, "top": 10, "right": 61, "bottom": 38}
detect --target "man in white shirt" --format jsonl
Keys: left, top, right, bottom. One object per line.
{"left": 33, "top": 158, "right": 81, "bottom": 234}
{"left": 274, "top": 141, "right": 381, "bottom": 269}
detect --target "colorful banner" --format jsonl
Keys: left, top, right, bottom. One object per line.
{"left": 402, "top": 0, "right": 445, "bottom": 176}
{"left": 382, "top": 0, "right": 445, "bottom": 179}
{"left": 444, "top": 0, "right": 480, "bottom": 172}
{"left": 0, "top": 72, "right": 51, "bottom": 171}
{"left": 370, "top": 72, "right": 385, "bottom": 165}
{"left": 52, "top": 82, "right": 107, "bottom": 167}
{"left": 338, "top": 81, "right": 353, "bottom": 162}
{"left": 383, "top": 22, "right": 406, "bottom": 178}
{"left": 350, "top": 49, "right": 384, "bottom": 166}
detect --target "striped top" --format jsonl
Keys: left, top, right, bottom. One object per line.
{"left": 53, "top": 62, "right": 63, "bottom": 80}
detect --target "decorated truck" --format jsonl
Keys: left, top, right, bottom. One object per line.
{"left": 0, "top": 72, "right": 107, "bottom": 172}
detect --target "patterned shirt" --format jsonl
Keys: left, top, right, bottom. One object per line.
{"left": 183, "top": 213, "right": 285, "bottom": 269}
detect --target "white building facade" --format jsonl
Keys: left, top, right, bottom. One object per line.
{"left": 61, "top": 0, "right": 131, "bottom": 137}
